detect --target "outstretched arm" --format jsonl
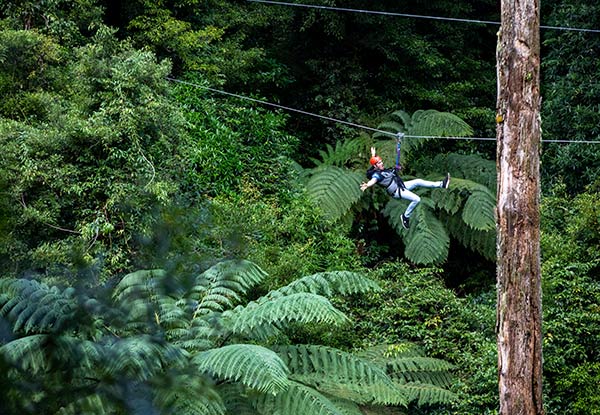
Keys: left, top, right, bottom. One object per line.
{"left": 360, "top": 177, "right": 378, "bottom": 191}
{"left": 371, "top": 147, "right": 376, "bottom": 157}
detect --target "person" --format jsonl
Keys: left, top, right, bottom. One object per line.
{"left": 360, "top": 147, "right": 450, "bottom": 229}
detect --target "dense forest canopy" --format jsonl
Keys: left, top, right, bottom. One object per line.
{"left": 1, "top": 0, "right": 599, "bottom": 414}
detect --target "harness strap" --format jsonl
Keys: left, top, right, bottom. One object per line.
{"left": 395, "top": 132, "right": 404, "bottom": 172}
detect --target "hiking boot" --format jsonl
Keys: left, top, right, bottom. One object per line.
{"left": 442, "top": 173, "right": 451, "bottom": 189}
{"left": 401, "top": 214, "right": 410, "bottom": 229}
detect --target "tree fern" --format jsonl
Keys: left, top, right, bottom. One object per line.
{"left": 0, "top": 260, "right": 455, "bottom": 414}
{"left": 255, "top": 380, "right": 350, "bottom": 415}
{"left": 193, "top": 344, "right": 290, "bottom": 394}
{"left": 0, "top": 279, "right": 79, "bottom": 334}
{"left": 306, "top": 166, "right": 363, "bottom": 222}
{"left": 384, "top": 200, "right": 451, "bottom": 264}
{"left": 263, "top": 271, "right": 381, "bottom": 301}
{"left": 299, "top": 108, "right": 495, "bottom": 264}
{"left": 191, "top": 259, "right": 267, "bottom": 316}
{"left": 225, "top": 293, "right": 349, "bottom": 336}
{"left": 310, "top": 137, "right": 369, "bottom": 168}
{"left": 272, "top": 344, "right": 408, "bottom": 406}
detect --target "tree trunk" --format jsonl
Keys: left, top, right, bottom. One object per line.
{"left": 496, "top": 0, "right": 543, "bottom": 413}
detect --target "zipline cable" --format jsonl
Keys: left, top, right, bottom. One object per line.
{"left": 166, "top": 77, "right": 600, "bottom": 144}
{"left": 247, "top": 0, "right": 600, "bottom": 34}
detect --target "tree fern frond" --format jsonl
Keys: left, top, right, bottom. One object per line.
{"left": 56, "top": 394, "right": 114, "bottom": 415}
{"left": 218, "top": 384, "right": 259, "bottom": 415}
{"left": 192, "top": 344, "right": 289, "bottom": 394}
{"left": 1, "top": 334, "right": 50, "bottom": 373}
{"left": 273, "top": 345, "right": 408, "bottom": 406}
{"left": 323, "top": 396, "right": 364, "bottom": 415}
{"left": 384, "top": 202, "right": 450, "bottom": 264}
{"left": 402, "top": 382, "right": 458, "bottom": 406}
{"left": 378, "top": 110, "right": 473, "bottom": 156}
{"left": 0, "top": 279, "right": 79, "bottom": 334}
{"left": 462, "top": 189, "right": 496, "bottom": 231}
{"left": 154, "top": 373, "right": 226, "bottom": 415}
{"left": 433, "top": 178, "right": 496, "bottom": 231}
{"left": 372, "top": 121, "right": 404, "bottom": 140}
{"left": 403, "top": 209, "right": 450, "bottom": 264}
{"left": 263, "top": 271, "right": 380, "bottom": 301}
{"left": 310, "top": 137, "right": 369, "bottom": 168}
{"left": 256, "top": 380, "right": 347, "bottom": 415}
{"left": 192, "top": 260, "right": 267, "bottom": 316}
{"left": 385, "top": 357, "right": 454, "bottom": 386}
{"left": 226, "top": 293, "right": 349, "bottom": 335}
{"left": 445, "top": 213, "right": 496, "bottom": 260}
{"left": 113, "top": 269, "right": 167, "bottom": 303}
{"left": 437, "top": 153, "right": 496, "bottom": 190}
{"left": 306, "top": 166, "right": 363, "bottom": 222}
{"left": 105, "top": 335, "right": 187, "bottom": 380}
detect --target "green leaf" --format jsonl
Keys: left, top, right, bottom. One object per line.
{"left": 306, "top": 166, "right": 363, "bottom": 222}
{"left": 193, "top": 344, "right": 290, "bottom": 394}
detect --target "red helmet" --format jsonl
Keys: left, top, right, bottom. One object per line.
{"left": 370, "top": 155, "right": 382, "bottom": 166}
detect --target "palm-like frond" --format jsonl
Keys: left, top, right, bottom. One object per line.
{"left": 374, "top": 109, "right": 473, "bottom": 157}
{"left": 273, "top": 344, "right": 408, "bottom": 406}
{"left": 255, "top": 380, "right": 351, "bottom": 415}
{"left": 384, "top": 200, "right": 451, "bottom": 264}
{"left": 225, "top": 293, "right": 349, "bottom": 337}
{"left": 192, "top": 259, "right": 267, "bottom": 316}
{"left": 402, "top": 383, "right": 457, "bottom": 407}
{"left": 103, "top": 335, "right": 187, "bottom": 380}
{"left": 0, "top": 279, "right": 79, "bottom": 334}
{"left": 310, "top": 137, "right": 369, "bottom": 168}
{"left": 357, "top": 344, "right": 457, "bottom": 407}
{"left": 1, "top": 334, "right": 51, "bottom": 374}
{"left": 154, "top": 373, "right": 226, "bottom": 415}
{"left": 192, "top": 344, "right": 290, "bottom": 394}
{"left": 306, "top": 166, "right": 364, "bottom": 222}
{"left": 445, "top": 213, "right": 496, "bottom": 260}
{"left": 263, "top": 271, "right": 380, "bottom": 301}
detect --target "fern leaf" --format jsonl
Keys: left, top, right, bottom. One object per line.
{"left": 402, "top": 382, "right": 458, "bottom": 406}
{"left": 306, "top": 166, "right": 363, "bottom": 222}
{"left": 445, "top": 213, "right": 496, "bottom": 260}
{"left": 192, "top": 259, "right": 267, "bottom": 316}
{"left": 462, "top": 189, "right": 496, "bottom": 231}
{"left": 255, "top": 380, "right": 347, "bottom": 415}
{"left": 0, "top": 279, "right": 78, "bottom": 334}
{"left": 310, "top": 137, "right": 369, "bottom": 168}
{"left": 113, "top": 269, "right": 167, "bottom": 303}
{"left": 0, "top": 334, "right": 49, "bottom": 374}
{"left": 384, "top": 201, "right": 450, "bottom": 264}
{"left": 273, "top": 345, "right": 408, "bottom": 406}
{"left": 105, "top": 335, "right": 187, "bottom": 380}
{"left": 218, "top": 384, "right": 259, "bottom": 415}
{"left": 56, "top": 394, "right": 114, "bottom": 415}
{"left": 192, "top": 344, "right": 289, "bottom": 394}
{"left": 264, "top": 271, "right": 380, "bottom": 301}
{"left": 154, "top": 373, "right": 226, "bottom": 415}
{"left": 226, "top": 293, "right": 349, "bottom": 335}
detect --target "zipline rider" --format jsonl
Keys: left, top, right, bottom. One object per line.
{"left": 360, "top": 145, "right": 450, "bottom": 229}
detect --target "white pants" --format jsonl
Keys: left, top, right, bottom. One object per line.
{"left": 392, "top": 179, "right": 443, "bottom": 218}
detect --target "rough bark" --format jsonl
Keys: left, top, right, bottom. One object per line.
{"left": 495, "top": 0, "right": 544, "bottom": 413}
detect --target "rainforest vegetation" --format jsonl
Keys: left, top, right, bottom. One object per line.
{"left": 0, "top": 0, "right": 599, "bottom": 414}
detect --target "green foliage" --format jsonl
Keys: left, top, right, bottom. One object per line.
{"left": 541, "top": 0, "right": 600, "bottom": 193}
{"left": 302, "top": 109, "right": 495, "bottom": 264}
{"left": 306, "top": 166, "right": 364, "bottom": 222}
{"left": 0, "top": 27, "right": 188, "bottom": 277}
{"left": 0, "top": 258, "right": 458, "bottom": 414}
{"left": 540, "top": 186, "right": 600, "bottom": 415}
{"left": 333, "top": 262, "right": 499, "bottom": 414}
{"left": 171, "top": 72, "right": 299, "bottom": 199}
